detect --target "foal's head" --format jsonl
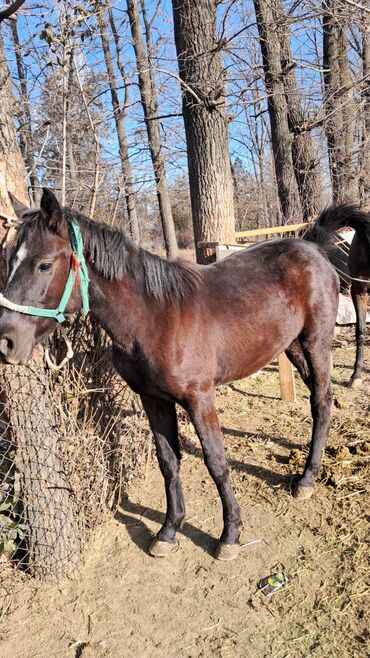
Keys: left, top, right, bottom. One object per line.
{"left": 0, "top": 188, "right": 79, "bottom": 364}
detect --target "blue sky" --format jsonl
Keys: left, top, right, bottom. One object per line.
{"left": 1, "top": 0, "right": 329, "bottom": 196}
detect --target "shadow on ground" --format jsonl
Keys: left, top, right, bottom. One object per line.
{"left": 116, "top": 498, "right": 218, "bottom": 557}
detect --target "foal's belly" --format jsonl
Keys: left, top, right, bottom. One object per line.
{"left": 112, "top": 302, "right": 303, "bottom": 399}
{"left": 214, "top": 313, "right": 302, "bottom": 386}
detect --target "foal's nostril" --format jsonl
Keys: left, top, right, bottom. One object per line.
{"left": 0, "top": 336, "right": 15, "bottom": 356}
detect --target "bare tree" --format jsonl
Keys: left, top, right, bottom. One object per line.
{"left": 359, "top": 22, "right": 370, "bottom": 206}
{"left": 0, "top": 0, "right": 25, "bottom": 22}
{"left": 93, "top": 0, "right": 140, "bottom": 242}
{"left": 277, "top": 4, "right": 323, "bottom": 219}
{"left": 172, "top": 0, "right": 236, "bottom": 263}
{"left": 127, "top": 0, "right": 178, "bottom": 259}
{"left": 252, "top": 0, "right": 302, "bottom": 223}
{"left": 323, "top": 0, "right": 357, "bottom": 202}
{"left": 0, "top": 33, "right": 27, "bottom": 210}
{"left": 9, "top": 15, "right": 40, "bottom": 204}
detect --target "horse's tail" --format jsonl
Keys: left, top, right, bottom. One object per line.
{"left": 303, "top": 203, "right": 370, "bottom": 250}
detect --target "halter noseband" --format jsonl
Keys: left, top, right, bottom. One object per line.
{"left": 0, "top": 220, "right": 90, "bottom": 323}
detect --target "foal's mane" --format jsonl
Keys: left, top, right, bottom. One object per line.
{"left": 16, "top": 207, "right": 202, "bottom": 303}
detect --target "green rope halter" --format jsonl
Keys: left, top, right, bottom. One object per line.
{"left": 0, "top": 220, "right": 90, "bottom": 323}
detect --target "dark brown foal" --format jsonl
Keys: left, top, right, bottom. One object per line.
{"left": 0, "top": 189, "right": 340, "bottom": 560}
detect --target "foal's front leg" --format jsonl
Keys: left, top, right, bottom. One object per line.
{"left": 141, "top": 395, "right": 185, "bottom": 556}
{"left": 186, "top": 392, "right": 242, "bottom": 561}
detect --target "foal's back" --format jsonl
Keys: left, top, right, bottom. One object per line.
{"left": 190, "top": 239, "right": 337, "bottom": 382}
{"left": 147, "top": 239, "right": 339, "bottom": 394}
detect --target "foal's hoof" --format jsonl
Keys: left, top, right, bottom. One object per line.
{"left": 292, "top": 481, "right": 315, "bottom": 500}
{"left": 149, "top": 538, "right": 179, "bottom": 557}
{"left": 215, "top": 542, "right": 240, "bottom": 561}
{"left": 349, "top": 377, "right": 362, "bottom": 389}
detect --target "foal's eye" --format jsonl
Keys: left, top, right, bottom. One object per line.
{"left": 38, "top": 262, "right": 53, "bottom": 273}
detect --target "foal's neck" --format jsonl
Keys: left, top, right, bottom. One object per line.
{"left": 74, "top": 213, "right": 200, "bottom": 347}
{"left": 87, "top": 265, "right": 152, "bottom": 350}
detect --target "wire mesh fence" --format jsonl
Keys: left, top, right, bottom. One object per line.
{"left": 0, "top": 315, "right": 151, "bottom": 613}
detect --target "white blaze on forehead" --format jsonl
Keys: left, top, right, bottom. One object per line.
{"left": 7, "top": 243, "right": 28, "bottom": 284}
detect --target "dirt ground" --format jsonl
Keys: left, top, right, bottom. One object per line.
{"left": 0, "top": 327, "right": 369, "bottom": 658}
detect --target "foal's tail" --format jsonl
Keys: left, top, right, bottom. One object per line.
{"left": 303, "top": 203, "right": 370, "bottom": 250}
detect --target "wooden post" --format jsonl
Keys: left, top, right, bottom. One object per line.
{"left": 278, "top": 352, "right": 296, "bottom": 402}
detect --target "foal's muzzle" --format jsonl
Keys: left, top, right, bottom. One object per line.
{"left": 0, "top": 311, "right": 35, "bottom": 365}
{"left": 0, "top": 336, "right": 22, "bottom": 364}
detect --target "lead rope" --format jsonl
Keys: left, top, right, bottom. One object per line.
{"left": 44, "top": 325, "right": 74, "bottom": 371}
{"left": 334, "top": 237, "right": 370, "bottom": 285}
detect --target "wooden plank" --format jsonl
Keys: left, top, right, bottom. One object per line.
{"left": 277, "top": 353, "right": 296, "bottom": 402}
{"left": 235, "top": 222, "right": 310, "bottom": 239}
{"left": 198, "top": 221, "right": 311, "bottom": 251}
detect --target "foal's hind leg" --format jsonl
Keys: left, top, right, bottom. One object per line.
{"left": 292, "top": 333, "right": 332, "bottom": 500}
{"left": 285, "top": 339, "right": 311, "bottom": 389}
{"left": 140, "top": 395, "right": 185, "bottom": 556}
{"left": 349, "top": 284, "right": 368, "bottom": 388}
{"left": 186, "top": 392, "right": 242, "bottom": 561}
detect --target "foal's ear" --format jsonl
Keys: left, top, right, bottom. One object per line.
{"left": 8, "top": 192, "right": 29, "bottom": 219}
{"left": 40, "top": 188, "right": 67, "bottom": 236}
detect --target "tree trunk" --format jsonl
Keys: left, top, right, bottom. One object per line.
{"left": 94, "top": 1, "right": 140, "bottom": 242}
{"left": 359, "top": 24, "right": 370, "bottom": 206}
{"left": 253, "top": 0, "right": 302, "bottom": 223}
{"left": 0, "top": 35, "right": 80, "bottom": 580}
{"left": 9, "top": 17, "right": 40, "bottom": 205}
{"left": 66, "top": 60, "right": 77, "bottom": 196}
{"left": 172, "top": 0, "right": 235, "bottom": 263}
{"left": 72, "top": 56, "right": 100, "bottom": 217}
{"left": 322, "top": 0, "right": 356, "bottom": 202}
{"left": 277, "top": 2, "right": 323, "bottom": 219}
{"left": 127, "top": 0, "right": 178, "bottom": 259}
{"left": 4, "top": 360, "right": 80, "bottom": 579}
{"left": 0, "top": 34, "right": 27, "bottom": 211}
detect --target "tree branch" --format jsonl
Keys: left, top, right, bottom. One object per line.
{"left": 0, "top": 0, "right": 26, "bottom": 22}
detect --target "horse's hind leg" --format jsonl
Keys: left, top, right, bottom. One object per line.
{"left": 140, "top": 395, "right": 185, "bottom": 556}
{"left": 292, "top": 330, "right": 333, "bottom": 500}
{"left": 186, "top": 392, "right": 242, "bottom": 561}
{"left": 349, "top": 284, "right": 368, "bottom": 388}
{"left": 285, "top": 339, "right": 311, "bottom": 389}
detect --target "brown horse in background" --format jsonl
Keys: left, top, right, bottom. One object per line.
{"left": 304, "top": 204, "right": 370, "bottom": 387}
{"left": 0, "top": 189, "right": 340, "bottom": 560}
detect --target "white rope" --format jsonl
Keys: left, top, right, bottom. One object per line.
{"left": 333, "top": 238, "right": 370, "bottom": 285}
{"left": 0, "top": 294, "right": 74, "bottom": 370}
{"left": 0, "top": 292, "right": 31, "bottom": 314}
{"left": 44, "top": 335, "right": 74, "bottom": 371}
{"left": 334, "top": 266, "right": 370, "bottom": 285}
{"left": 0, "top": 212, "right": 20, "bottom": 225}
